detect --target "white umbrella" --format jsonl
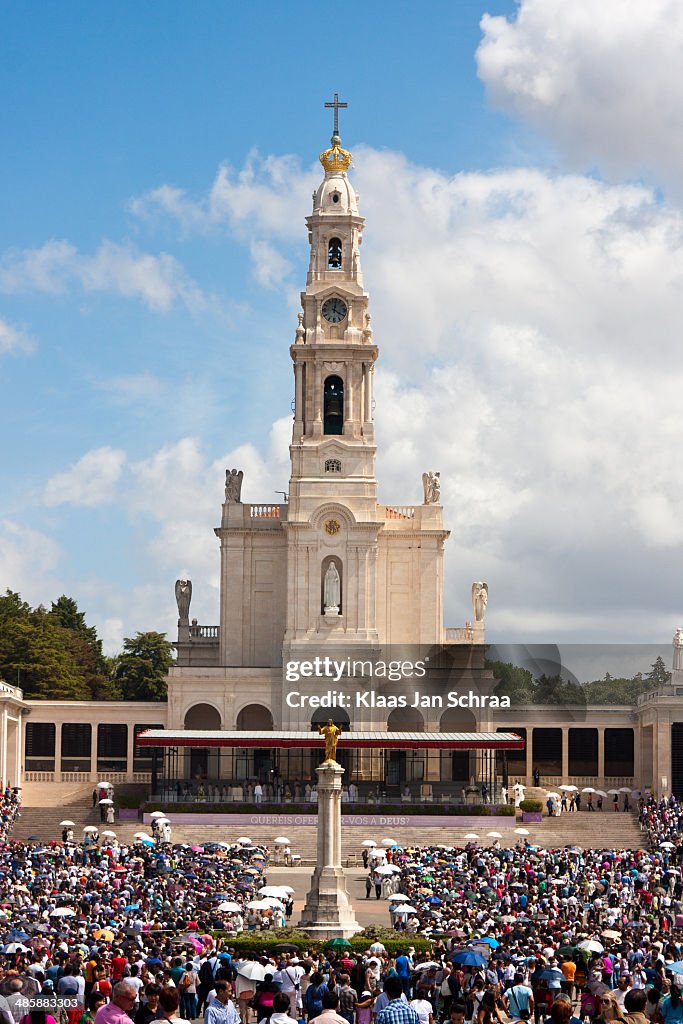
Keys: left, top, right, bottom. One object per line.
{"left": 3, "top": 943, "right": 29, "bottom": 953}
{"left": 487, "top": 832, "right": 502, "bottom": 838}
{"left": 247, "top": 899, "right": 279, "bottom": 909}
{"left": 578, "top": 939, "right": 604, "bottom": 953}
{"left": 260, "top": 897, "right": 285, "bottom": 908}
{"left": 388, "top": 893, "right": 411, "bottom": 902}
{"left": 546, "top": 792, "right": 560, "bottom": 799}
{"left": 464, "top": 833, "right": 479, "bottom": 840}
{"left": 98, "top": 798, "right": 113, "bottom": 805}
{"left": 149, "top": 810, "right": 167, "bottom": 819}
{"left": 361, "top": 839, "right": 377, "bottom": 847}
{"left": 134, "top": 831, "right": 152, "bottom": 840}
{"left": 607, "top": 789, "right": 620, "bottom": 795}
{"left": 393, "top": 905, "right": 418, "bottom": 914}
{"left": 374, "top": 865, "right": 395, "bottom": 875}
{"left": 155, "top": 817, "right": 171, "bottom": 824}
{"left": 96, "top": 781, "right": 113, "bottom": 789}
{"left": 50, "top": 907, "right": 76, "bottom": 917}
{"left": 273, "top": 836, "right": 290, "bottom": 845}
{"left": 618, "top": 787, "right": 632, "bottom": 793}
{"left": 660, "top": 841, "right": 676, "bottom": 849}
{"left": 582, "top": 787, "right": 596, "bottom": 794}
{"left": 236, "top": 836, "right": 252, "bottom": 845}
{"left": 83, "top": 826, "right": 99, "bottom": 833}
{"left": 59, "top": 820, "right": 75, "bottom": 827}
{"left": 101, "top": 830, "right": 117, "bottom": 838}
{"left": 238, "top": 963, "right": 266, "bottom": 982}
{"left": 218, "top": 901, "right": 242, "bottom": 912}
{"left": 514, "top": 828, "right": 530, "bottom": 835}
{"left": 259, "top": 886, "right": 294, "bottom": 897}
{"left": 381, "top": 837, "right": 399, "bottom": 846}
{"left": 559, "top": 785, "right": 578, "bottom": 792}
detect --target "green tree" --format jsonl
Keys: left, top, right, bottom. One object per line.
{"left": 487, "top": 660, "right": 536, "bottom": 704}
{"left": 583, "top": 675, "right": 653, "bottom": 705}
{"left": 115, "top": 631, "right": 173, "bottom": 701}
{"left": 646, "top": 655, "right": 671, "bottom": 688}
{"left": 534, "top": 673, "right": 585, "bottom": 705}
{"left": 2, "top": 610, "right": 91, "bottom": 699}
{"left": 48, "top": 595, "right": 119, "bottom": 700}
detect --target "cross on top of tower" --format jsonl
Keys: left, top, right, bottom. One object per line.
{"left": 325, "top": 93, "right": 348, "bottom": 141}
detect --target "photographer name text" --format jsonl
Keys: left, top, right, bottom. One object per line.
{"left": 285, "top": 689, "right": 510, "bottom": 709}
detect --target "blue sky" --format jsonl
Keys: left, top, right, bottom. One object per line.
{"left": 4, "top": 0, "right": 683, "bottom": 655}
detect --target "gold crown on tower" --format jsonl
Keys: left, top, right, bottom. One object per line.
{"left": 319, "top": 133, "right": 353, "bottom": 174}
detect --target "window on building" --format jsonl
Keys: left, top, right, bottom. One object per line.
{"left": 323, "top": 376, "right": 344, "bottom": 435}
{"left": 328, "top": 237, "right": 342, "bottom": 269}
{"left": 568, "top": 728, "right": 598, "bottom": 776}
{"left": 532, "top": 728, "right": 562, "bottom": 776}
{"left": 25, "top": 722, "right": 55, "bottom": 771}
{"left": 325, "top": 458, "right": 342, "bottom": 473}
{"left": 61, "top": 723, "right": 91, "bottom": 772}
{"left": 133, "top": 724, "right": 164, "bottom": 772}
{"left": 97, "top": 724, "right": 128, "bottom": 773}
{"left": 605, "top": 728, "right": 635, "bottom": 777}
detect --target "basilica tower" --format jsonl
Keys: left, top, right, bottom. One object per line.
{"left": 284, "top": 105, "right": 382, "bottom": 645}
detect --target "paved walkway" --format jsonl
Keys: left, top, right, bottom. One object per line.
{"left": 267, "top": 866, "right": 392, "bottom": 930}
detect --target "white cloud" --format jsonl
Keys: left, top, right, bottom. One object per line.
{"left": 249, "top": 240, "right": 292, "bottom": 289}
{"left": 44, "top": 447, "right": 127, "bottom": 508}
{"left": 0, "top": 520, "right": 62, "bottom": 608}
{"left": 130, "top": 152, "right": 319, "bottom": 238}
{"left": 0, "top": 239, "right": 205, "bottom": 312}
{"left": 25, "top": 145, "right": 683, "bottom": 643}
{"left": 476, "top": 0, "right": 683, "bottom": 193}
{"left": 0, "top": 318, "right": 34, "bottom": 355}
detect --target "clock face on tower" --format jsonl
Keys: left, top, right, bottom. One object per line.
{"left": 322, "top": 297, "right": 348, "bottom": 324}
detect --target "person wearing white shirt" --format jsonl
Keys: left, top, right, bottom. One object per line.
{"left": 260, "top": 993, "right": 298, "bottom": 1024}
{"left": 410, "top": 999, "right": 434, "bottom": 1024}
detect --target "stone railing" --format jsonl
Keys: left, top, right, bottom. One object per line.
{"left": 189, "top": 624, "right": 219, "bottom": 639}
{"left": 384, "top": 506, "right": 416, "bottom": 520}
{"left": 250, "top": 504, "right": 281, "bottom": 518}
{"left": 445, "top": 626, "right": 475, "bottom": 642}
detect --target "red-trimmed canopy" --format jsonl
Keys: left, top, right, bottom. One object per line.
{"left": 136, "top": 729, "right": 524, "bottom": 751}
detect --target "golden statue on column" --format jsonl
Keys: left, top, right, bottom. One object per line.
{"left": 318, "top": 719, "right": 342, "bottom": 763}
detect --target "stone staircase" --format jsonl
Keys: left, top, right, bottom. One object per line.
{"left": 10, "top": 801, "right": 646, "bottom": 859}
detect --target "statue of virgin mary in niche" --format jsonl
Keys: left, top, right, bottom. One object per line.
{"left": 323, "top": 561, "right": 341, "bottom": 614}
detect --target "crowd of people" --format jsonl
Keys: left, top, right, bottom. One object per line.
{"left": 0, "top": 793, "right": 682, "bottom": 1024}
{"left": 0, "top": 787, "right": 21, "bottom": 842}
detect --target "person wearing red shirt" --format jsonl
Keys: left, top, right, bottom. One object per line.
{"left": 111, "top": 953, "right": 128, "bottom": 983}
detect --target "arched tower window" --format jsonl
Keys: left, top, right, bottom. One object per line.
{"left": 323, "top": 376, "right": 344, "bottom": 435}
{"left": 325, "top": 458, "right": 342, "bottom": 473}
{"left": 328, "top": 237, "right": 342, "bottom": 269}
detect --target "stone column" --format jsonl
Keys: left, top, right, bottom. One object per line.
{"left": 15, "top": 714, "right": 23, "bottom": 789}
{"left": 0, "top": 708, "right": 7, "bottom": 787}
{"left": 597, "top": 727, "right": 605, "bottom": 786}
{"left": 561, "top": 728, "right": 569, "bottom": 780}
{"left": 54, "top": 723, "right": 62, "bottom": 780}
{"left": 525, "top": 729, "right": 533, "bottom": 786}
{"left": 298, "top": 761, "right": 361, "bottom": 939}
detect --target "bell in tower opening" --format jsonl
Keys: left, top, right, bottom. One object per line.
{"left": 324, "top": 375, "right": 344, "bottom": 435}
{"left": 328, "top": 237, "right": 342, "bottom": 269}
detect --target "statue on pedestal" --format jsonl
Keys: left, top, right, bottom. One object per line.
{"left": 422, "top": 470, "right": 441, "bottom": 504}
{"left": 323, "top": 561, "right": 341, "bottom": 614}
{"left": 674, "top": 627, "right": 683, "bottom": 671}
{"left": 175, "top": 578, "right": 192, "bottom": 623}
{"left": 472, "top": 581, "right": 488, "bottom": 622}
{"left": 318, "top": 719, "right": 342, "bottom": 764}
{"left": 225, "top": 468, "right": 244, "bottom": 503}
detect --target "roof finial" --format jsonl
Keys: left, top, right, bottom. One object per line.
{"left": 324, "top": 92, "right": 348, "bottom": 144}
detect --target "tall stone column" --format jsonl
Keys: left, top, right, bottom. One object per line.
{"left": 298, "top": 761, "right": 361, "bottom": 939}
